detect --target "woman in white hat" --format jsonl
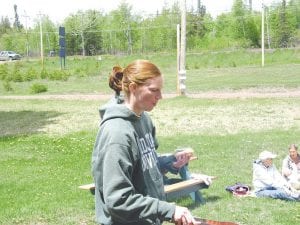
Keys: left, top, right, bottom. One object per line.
{"left": 252, "top": 150, "right": 299, "bottom": 201}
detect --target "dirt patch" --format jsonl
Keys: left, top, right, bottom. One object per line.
{"left": 2, "top": 88, "right": 300, "bottom": 136}
{"left": 1, "top": 88, "right": 300, "bottom": 100}
{"left": 188, "top": 89, "right": 300, "bottom": 99}
{"left": 0, "top": 94, "right": 110, "bottom": 101}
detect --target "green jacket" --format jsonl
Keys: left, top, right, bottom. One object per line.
{"left": 92, "top": 103, "right": 175, "bottom": 225}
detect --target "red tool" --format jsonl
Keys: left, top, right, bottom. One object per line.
{"left": 193, "top": 217, "right": 239, "bottom": 225}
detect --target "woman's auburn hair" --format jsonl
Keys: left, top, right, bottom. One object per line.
{"left": 109, "top": 60, "right": 161, "bottom": 96}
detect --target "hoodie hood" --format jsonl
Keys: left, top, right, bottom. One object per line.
{"left": 101, "top": 103, "right": 142, "bottom": 126}
{"left": 99, "top": 94, "right": 125, "bottom": 119}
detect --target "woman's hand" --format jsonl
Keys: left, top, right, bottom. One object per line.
{"left": 173, "top": 206, "right": 198, "bottom": 225}
{"left": 282, "top": 168, "right": 292, "bottom": 177}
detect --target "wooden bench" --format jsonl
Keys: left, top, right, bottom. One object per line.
{"left": 79, "top": 174, "right": 212, "bottom": 204}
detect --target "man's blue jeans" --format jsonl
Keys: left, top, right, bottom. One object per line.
{"left": 255, "top": 186, "right": 298, "bottom": 201}
{"left": 164, "top": 165, "right": 205, "bottom": 204}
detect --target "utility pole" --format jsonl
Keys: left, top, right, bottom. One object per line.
{"left": 249, "top": 0, "right": 252, "bottom": 12}
{"left": 178, "top": 0, "right": 187, "bottom": 96}
{"left": 261, "top": 1, "right": 265, "bottom": 67}
{"left": 80, "top": 13, "right": 85, "bottom": 56}
{"left": 22, "top": 11, "right": 30, "bottom": 57}
{"left": 38, "top": 12, "right": 44, "bottom": 68}
{"left": 266, "top": 6, "right": 271, "bottom": 49}
{"left": 177, "top": 24, "right": 180, "bottom": 94}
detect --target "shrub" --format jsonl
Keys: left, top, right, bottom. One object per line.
{"left": 0, "top": 64, "right": 8, "bottom": 81}
{"left": 24, "top": 67, "right": 38, "bottom": 81}
{"left": 11, "top": 70, "right": 23, "bottom": 82}
{"left": 48, "top": 70, "right": 70, "bottom": 81}
{"left": 3, "top": 80, "right": 13, "bottom": 92}
{"left": 40, "top": 69, "right": 48, "bottom": 79}
{"left": 30, "top": 83, "right": 48, "bottom": 94}
{"left": 11, "top": 63, "right": 23, "bottom": 82}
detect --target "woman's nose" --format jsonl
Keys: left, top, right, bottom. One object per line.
{"left": 157, "top": 91, "right": 162, "bottom": 100}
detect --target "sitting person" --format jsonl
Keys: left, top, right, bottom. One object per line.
{"left": 252, "top": 150, "right": 299, "bottom": 201}
{"left": 282, "top": 144, "right": 300, "bottom": 190}
{"left": 159, "top": 147, "right": 213, "bottom": 203}
{"left": 159, "top": 148, "right": 195, "bottom": 184}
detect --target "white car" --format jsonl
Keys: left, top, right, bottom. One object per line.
{"left": 0, "top": 51, "right": 22, "bottom": 61}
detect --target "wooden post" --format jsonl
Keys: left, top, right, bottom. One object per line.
{"left": 179, "top": 0, "right": 187, "bottom": 95}
{"left": 39, "top": 13, "right": 44, "bottom": 69}
{"left": 261, "top": 0, "right": 265, "bottom": 67}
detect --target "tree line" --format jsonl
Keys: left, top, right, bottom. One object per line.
{"left": 0, "top": 0, "right": 299, "bottom": 57}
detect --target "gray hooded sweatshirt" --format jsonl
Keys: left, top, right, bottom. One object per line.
{"left": 92, "top": 103, "right": 175, "bottom": 225}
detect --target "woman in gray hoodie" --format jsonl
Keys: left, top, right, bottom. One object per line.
{"left": 92, "top": 60, "right": 197, "bottom": 225}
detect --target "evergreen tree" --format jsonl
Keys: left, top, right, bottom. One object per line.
{"left": 288, "top": 0, "right": 300, "bottom": 29}
{"left": 13, "top": 4, "right": 23, "bottom": 30}
{"left": 0, "top": 17, "right": 11, "bottom": 36}
{"left": 279, "top": 0, "right": 289, "bottom": 47}
{"left": 269, "top": 0, "right": 297, "bottom": 48}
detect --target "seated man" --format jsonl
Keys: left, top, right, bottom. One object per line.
{"left": 252, "top": 150, "right": 299, "bottom": 201}
{"left": 159, "top": 148, "right": 213, "bottom": 203}
{"left": 282, "top": 144, "right": 300, "bottom": 190}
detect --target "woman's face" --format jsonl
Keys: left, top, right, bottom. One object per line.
{"left": 131, "top": 76, "right": 163, "bottom": 113}
{"left": 289, "top": 148, "right": 298, "bottom": 159}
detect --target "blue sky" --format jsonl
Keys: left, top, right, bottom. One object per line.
{"left": 0, "top": 0, "right": 276, "bottom": 27}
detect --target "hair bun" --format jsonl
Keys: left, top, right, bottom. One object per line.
{"left": 109, "top": 66, "right": 123, "bottom": 95}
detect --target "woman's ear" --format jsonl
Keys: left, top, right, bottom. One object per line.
{"left": 128, "top": 82, "right": 137, "bottom": 93}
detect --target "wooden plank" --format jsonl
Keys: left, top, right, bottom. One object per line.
{"left": 79, "top": 178, "right": 205, "bottom": 193}
{"left": 164, "top": 179, "right": 205, "bottom": 193}
{"left": 79, "top": 183, "right": 95, "bottom": 190}
{"left": 164, "top": 178, "right": 208, "bottom": 200}
{"left": 79, "top": 178, "right": 207, "bottom": 199}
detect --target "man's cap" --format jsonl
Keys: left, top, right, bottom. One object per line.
{"left": 259, "top": 150, "right": 277, "bottom": 160}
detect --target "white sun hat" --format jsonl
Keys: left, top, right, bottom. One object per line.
{"left": 259, "top": 150, "right": 277, "bottom": 160}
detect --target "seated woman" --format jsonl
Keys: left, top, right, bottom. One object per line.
{"left": 282, "top": 144, "right": 300, "bottom": 190}
{"left": 252, "top": 150, "right": 299, "bottom": 201}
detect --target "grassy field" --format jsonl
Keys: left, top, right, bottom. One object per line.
{"left": 1, "top": 50, "right": 300, "bottom": 225}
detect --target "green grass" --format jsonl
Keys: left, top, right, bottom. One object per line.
{"left": 1, "top": 50, "right": 300, "bottom": 224}
{"left": 2, "top": 63, "right": 300, "bottom": 95}
{"left": 0, "top": 49, "right": 299, "bottom": 95}
{"left": 0, "top": 132, "right": 95, "bottom": 225}
{"left": 186, "top": 64, "right": 300, "bottom": 92}
{"left": 1, "top": 96, "right": 300, "bottom": 225}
